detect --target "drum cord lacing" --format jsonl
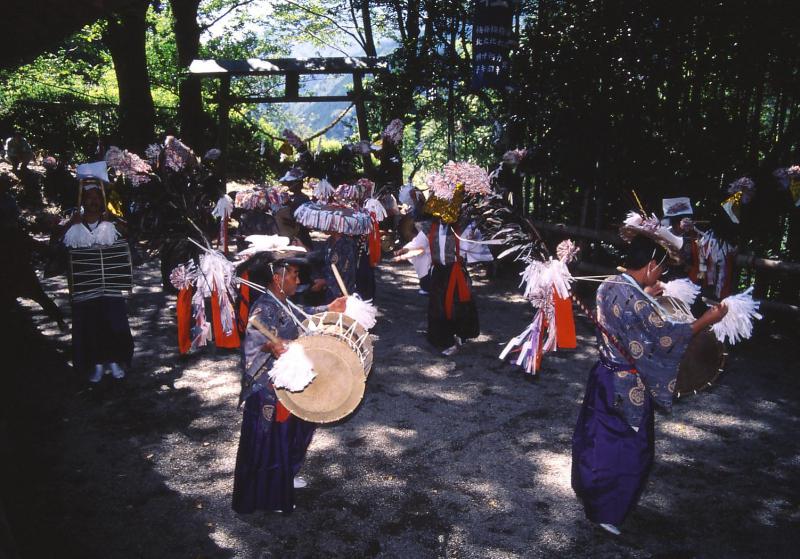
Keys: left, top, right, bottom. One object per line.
{"left": 304, "top": 313, "right": 370, "bottom": 365}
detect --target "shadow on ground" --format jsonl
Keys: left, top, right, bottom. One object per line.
{"left": 1, "top": 257, "right": 799, "bottom": 558}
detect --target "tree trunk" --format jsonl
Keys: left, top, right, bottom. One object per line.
{"left": 104, "top": 0, "right": 155, "bottom": 151}
{"left": 358, "top": 0, "right": 377, "bottom": 57}
{"left": 171, "top": 0, "right": 205, "bottom": 150}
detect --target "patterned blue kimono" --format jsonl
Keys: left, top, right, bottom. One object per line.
{"left": 572, "top": 274, "right": 692, "bottom": 526}
{"left": 322, "top": 234, "right": 357, "bottom": 303}
{"left": 232, "top": 294, "right": 326, "bottom": 514}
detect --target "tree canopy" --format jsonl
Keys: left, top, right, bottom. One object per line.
{"left": 1, "top": 0, "right": 798, "bottom": 294}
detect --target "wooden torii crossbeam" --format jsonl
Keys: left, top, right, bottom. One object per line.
{"left": 189, "top": 56, "right": 388, "bottom": 178}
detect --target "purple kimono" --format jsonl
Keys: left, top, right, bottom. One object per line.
{"left": 232, "top": 294, "right": 325, "bottom": 514}
{"left": 572, "top": 274, "right": 692, "bottom": 526}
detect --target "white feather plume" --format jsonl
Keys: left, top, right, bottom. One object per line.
{"left": 345, "top": 295, "right": 377, "bottom": 330}
{"left": 711, "top": 287, "right": 762, "bottom": 344}
{"left": 662, "top": 279, "right": 701, "bottom": 306}
{"left": 364, "top": 198, "right": 387, "bottom": 221}
{"left": 269, "top": 343, "right": 316, "bottom": 392}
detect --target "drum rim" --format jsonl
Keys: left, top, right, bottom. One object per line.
{"left": 303, "top": 311, "right": 373, "bottom": 376}
{"left": 275, "top": 333, "right": 366, "bottom": 423}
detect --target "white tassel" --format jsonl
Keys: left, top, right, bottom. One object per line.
{"left": 662, "top": 279, "right": 701, "bottom": 306}
{"left": 63, "top": 222, "right": 119, "bottom": 248}
{"left": 211, "top": 194, "right": 233, "bottom": 219}
{"left": 63, "top": 224, "right": 95, "bottom": 248}
{"left": 364, "top": 198, "right": 387, "bottom": 221}
{"left": 93, "top": 221, "right": 120, "bottom": 245}
{"left": 313, "top": 178, "right": 335, "bottom": 201}
{"left": 269, "top": 343, "right": 316, "bottom": 391}
{"left": 711, "top": 287, "right": 762, "bottom": 344}
{"left": 345, "top": 295, "right": 377, "bottom": 330}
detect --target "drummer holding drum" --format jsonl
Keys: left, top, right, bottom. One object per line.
{"left": 571, "top": 225, "right": 728, "bottom": 536}
{"left": 61, "top": 162, "right": 134, "bottom": 384}
{"left": 232, "top": 247, "right": 345, "bottom": 515}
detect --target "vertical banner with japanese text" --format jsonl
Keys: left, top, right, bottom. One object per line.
{"left": 470, "top": 0, "right": 517, "bottom": 92}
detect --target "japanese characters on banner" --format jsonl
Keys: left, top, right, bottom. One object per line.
{"left": 470, "top": 0, "right": 518, "bottom": 92}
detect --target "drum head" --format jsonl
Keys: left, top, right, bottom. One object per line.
{"left": 275, "top": 334, "right": 365, "bottom": 423}
{"left": 303, "top": 312, "right": 373, "bottom": 376}
{"left": 675, "top": 329, "right": 726, "bottom": 397}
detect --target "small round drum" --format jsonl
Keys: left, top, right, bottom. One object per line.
{"left": 656, "top": 296, "right": 727, "bottom": 398}
{"left": 275, "top": 333, "right": 365, "bottom": 423}
{"left": 303, "top": 311, "right": 373, "bottom": 376}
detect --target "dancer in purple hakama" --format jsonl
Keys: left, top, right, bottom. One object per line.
{"left": 571, "top": 234, "right": 728, "bottom": 535}
{"left": 232, "top": 250, "right": 345, "bottom": 514}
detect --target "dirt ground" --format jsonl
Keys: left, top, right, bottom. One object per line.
{"left": 2, "top": 256, "right": 799, "bottom": 559}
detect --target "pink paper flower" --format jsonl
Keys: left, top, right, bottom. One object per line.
{"left": 381, "top": 119, "right": 404, "bottom": 145}
{"left": 163, "top": 136, "right": 195, "bottom": 172}
{"left": 105, "top": 146, "right": 152, "bottom": 186}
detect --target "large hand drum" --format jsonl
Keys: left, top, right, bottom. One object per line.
{"left": 274, "top": 333, "right": 366, "bottom": 423}
{"left": 656, "top": 296, "right": 727, "bottom": 398}
{"left": 303, "top": 311, "right": 373, "bottom": 376}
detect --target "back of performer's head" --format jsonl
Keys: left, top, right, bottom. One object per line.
{"left": 623, "top": 235, "right": 668, "bottom": 270}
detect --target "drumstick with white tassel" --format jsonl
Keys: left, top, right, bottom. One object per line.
{"left": 331, "top": 263, "right": 377, "bottom": 330}
{"left": 249, "top": 316, "right": 316, "bottom": 392}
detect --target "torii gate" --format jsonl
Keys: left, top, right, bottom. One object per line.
{"left": 188, "top": 56, "right": 388, "bottom": 178}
